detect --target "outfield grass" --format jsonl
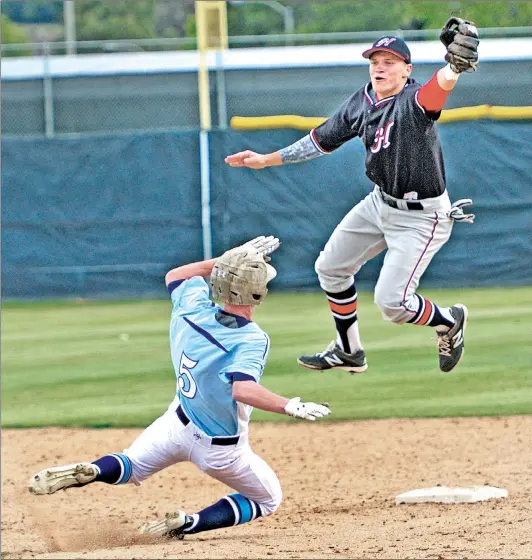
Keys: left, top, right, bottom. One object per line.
{"left": 2, "top": 287, "right": 532, "bottom": 427}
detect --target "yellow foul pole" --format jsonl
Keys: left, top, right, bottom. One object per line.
{"left": 195, "top": 1, "right": 228, "bottom": 259}
{"left": 195, "top": 1, "right": 228, "bottom": 130}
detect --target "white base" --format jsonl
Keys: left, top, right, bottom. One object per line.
{"left": 395, "top": 485, "right": 508, "bottom": 505}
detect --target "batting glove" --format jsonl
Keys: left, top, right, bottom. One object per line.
{"left": 284, "top": 397, "right": 331, "bottom": 421}
{"left": 448, "top": 199, "right": 475, "bottom": 223}
{"left": 238, "top": 235, "right": 281, "bottom": 261}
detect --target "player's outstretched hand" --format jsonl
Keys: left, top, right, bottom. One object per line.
{"left": 284, "top": 397, "right": 331, "bottom": 421}
{"left": 225, "top": 150, "right": 269, "bottom": 169}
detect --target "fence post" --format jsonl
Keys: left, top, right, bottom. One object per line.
{"left": 199, "top": 130, "right": 213, "bottom": 260}
{"left": 216, "top": 50, "right": 228, "bottom": 129}
{"left": 42, "top": 42, "right": 56, "bottom": 138}
{"left": 63, "top": 0, "right": 77, "bottom": 56}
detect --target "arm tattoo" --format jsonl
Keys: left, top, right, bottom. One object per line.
{"left": 279, "top": 134, "right": 323, "bottom": 164}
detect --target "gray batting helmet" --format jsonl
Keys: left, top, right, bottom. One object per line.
{"left": 210, "top": 247, "right": 277, "bottom": 306}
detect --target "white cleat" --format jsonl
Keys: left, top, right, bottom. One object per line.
{"left": 28, "top": 462, "right": 98, "bottom": 495}
{"left": 139, "top": 510, "right": 188, "bottom": 539}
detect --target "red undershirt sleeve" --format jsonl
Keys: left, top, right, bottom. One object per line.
{"left": 417, "top": 71, "right": 452, "bottom": 113}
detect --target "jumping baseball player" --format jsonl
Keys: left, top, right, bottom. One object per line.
{"left": 225, "top": 19, "right": 479, "bottom": 374}
{"left": 28, "top": 236, "right": 331, "bottom": 539}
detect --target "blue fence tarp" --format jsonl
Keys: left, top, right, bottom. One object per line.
{"left": 2, "top": 122, "right": 532, "bottom": 298}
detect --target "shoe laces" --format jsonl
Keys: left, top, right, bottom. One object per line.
{"left": 317, "top": 340, "right": 337, "bottom": 357}
{"left": 437, "top": 332, "right": 452, "bottom": 357}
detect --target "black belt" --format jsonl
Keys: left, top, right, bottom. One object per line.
{"left": 380, "top": 190, "right": 424, "bottom": 211}
{"left": 176, "top": 405, "right": 240, "bottom": 446}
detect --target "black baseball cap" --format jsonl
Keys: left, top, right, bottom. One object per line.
{"left": 362, "top": 36, "right": 412, "bottom": 64}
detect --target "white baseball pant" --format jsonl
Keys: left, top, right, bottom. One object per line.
{"left": 123, "top": 396, "right": 282, "bottom": 517}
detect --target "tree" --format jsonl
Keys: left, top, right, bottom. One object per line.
{"left": 292, "top": 1, "right": 532, "bottom": 34}
{"left": 452, "top": 1, "right": 532, "bottom": 28}
{"left": 154, "top": 0, "right": 194, "bottom": 38}
{"left": 74, "top": 0, "right": 200, "bottom": 42}
{"left": 228, "top": 1, "right": 532, "bottom": 36}
{"left": 2, "top": 1, "right": 62, "bottom": 24}
{"left": 4, "top": 0, "right": 532, "bottom": 53}
{"left": 1, "top": 14, "right": 30, "bottom": 56}
{"left": 74, "top": 1, "right": 157, "bottom": 41}
{"left": 227, "top": 3, "right": 286, "bottom": 36}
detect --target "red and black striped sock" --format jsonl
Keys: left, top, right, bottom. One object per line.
{"left": 407, "top": 294, "right": 455, "bottom": 329}
{"left": 325, "top": 283, "right": 362, "bottom": 354}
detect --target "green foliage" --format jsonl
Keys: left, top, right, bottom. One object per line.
{"left": 293, "top": 1, "right": 413, "bottom": 33}
{"left": 1, "top": 13, "right": 29, "bottom": 43}
{"left": 1, "top": 14, "right": 31, "bottom": 56}
{"left": 224, "top": 1, "right": 532, "bottom": 37}
{"left": 184, "top": 13, "right": 196, "bottom": 39}
{"left": 75, "top": 1, "right": 157, "bottom": 41}
{"left": 2, "top": 1, "right": 532, "bottom": 50}
{"left": 227, "top": 3, "right": 285, "bottom": 36}
{"left": 456, "top": 0, "right": 532, "bottom": 27}
{"left": 2, "top": 287, "right": 532, "bottom": 427}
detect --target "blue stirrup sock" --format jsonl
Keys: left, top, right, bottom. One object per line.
{"left": 183, "top": 493, "right": 262, "bottom": 534}
{"left": 92, "top": 453, "right": 132, "bottom": 484}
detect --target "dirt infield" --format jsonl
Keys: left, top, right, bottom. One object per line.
{"left": 2, "top": 416, "right": 531, "bottom": 559}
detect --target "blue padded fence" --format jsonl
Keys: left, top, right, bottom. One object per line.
{"left": 2, "top": 122, "right": 531, "bottom": 298}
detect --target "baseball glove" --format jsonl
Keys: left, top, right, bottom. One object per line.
{"left": 440, "top": 17, "right": 479, "bottom": 73}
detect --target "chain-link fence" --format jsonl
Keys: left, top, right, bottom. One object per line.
{"left": 2, "top": 31, "right": 532, "bottom": 137}
{"left": 3, "top": 25, "right": 532, "bottom": 57}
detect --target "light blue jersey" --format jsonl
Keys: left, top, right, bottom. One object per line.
{"left": 168, "top": 276, "right": 270, "bottom": 437}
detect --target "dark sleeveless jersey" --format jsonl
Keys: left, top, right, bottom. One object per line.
{"left": 311, "top": 79, "right": 446, "bottom": 200}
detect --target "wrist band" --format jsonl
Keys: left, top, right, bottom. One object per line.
{"left": 442, "top": 63, "right": 460, "bottom": 81}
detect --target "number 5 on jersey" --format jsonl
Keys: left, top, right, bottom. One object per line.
{"left": 178, "top": 352, "right": 198, "bottom": 398}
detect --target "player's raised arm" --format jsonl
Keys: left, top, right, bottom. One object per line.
{"left": 165, "top": 259, "right": 217, "bottom": 285}
{"left": 417, "top": 18, "right": 479, "bottom": 113}
{"left": 165, "top": 236, "right": 280, "bottom": 285}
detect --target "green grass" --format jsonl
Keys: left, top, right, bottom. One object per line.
{"left": 2, "top": 287, "right": 532, "bottom": 427}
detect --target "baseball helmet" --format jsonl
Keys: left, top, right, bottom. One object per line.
{"left": 210, "top": 247, "right": 277, "bottom": 306}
